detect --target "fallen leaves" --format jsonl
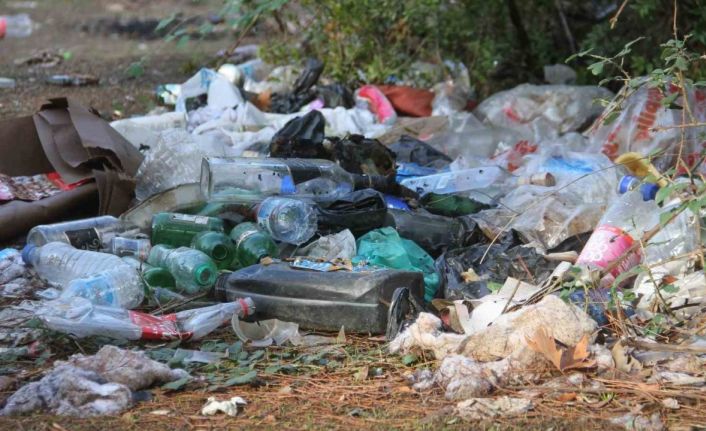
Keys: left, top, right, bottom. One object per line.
{"left": 526, "top": 328, "right": 596, "bottom": 372}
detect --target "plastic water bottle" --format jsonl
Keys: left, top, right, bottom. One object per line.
{"left": 0, "top": 14, "right": 32, "bottom": 39}
{"left": 400, "top": 166, "right": 555, "bottom": 197}
{"left": 229, "top": 222, "right": 277, "bottom": 268}
{"left": 62, "top": 267, "right": 144, "bottom": 309}
{"left": 107, "top": 237, "right": 151, "bottom": 260}
{"left": 22, "top": 242, "right": 128, "bottom": 286}
{"left": 256, "top": 197, "right": 317, "bottom": 245}
{"left": 147, "top": 245, "right": 218, "bottom": 294}
{"left": 151, "top": 212, "right": 225, "bottom": 248}
{"left": 27, "top": 216, "right": 140, "bottom": 251}
{"left": 191, "top": 231, "right": 236, "bottom": 270}
{"left": 618, "top": 175, "right": 659, "bottom": 201}
{"left": 200, "top": 157, "right": 391, "bottom": 203}
{"left": 576, "top": 190, "right": 659, "bottom": 287}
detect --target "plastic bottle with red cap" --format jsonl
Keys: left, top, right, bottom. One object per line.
{"left": 0, "top": 14, "right": 32, "bottom": 39}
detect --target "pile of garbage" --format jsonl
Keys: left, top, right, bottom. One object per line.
{"left": 2, "top": 50, "right": 706, "bottom": 427}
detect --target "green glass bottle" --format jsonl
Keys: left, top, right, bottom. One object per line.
{"left": 143, "top": 267, "right": 176, "bottom": 289}
{"left": 146, "top": 244, "right": 218, "bottom": 294}
{"left": 229, "top": 222, "right": 277, "bottom": 268}
{"left": 151, "top": 212, "right": 225, "bottom": 248}
{"left": 191, "top": 231, "right": 236, "bottom": 270}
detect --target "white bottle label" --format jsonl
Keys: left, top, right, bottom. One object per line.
{"left": 170, "top": 214, "right": 210, "bottom": 225}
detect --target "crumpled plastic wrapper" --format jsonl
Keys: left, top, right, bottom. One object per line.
{"left": 0, "top": 345, "right": 189, "bottom": 416}
{"left": 201, "top": 396, "right": 247, "bottom": 417}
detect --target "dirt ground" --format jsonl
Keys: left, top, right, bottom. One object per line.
{"left": 0, "top": 0, "right": 229, "bottom": 120}
{"left": 0, "top": 1, "right": 702, "bottom": 430}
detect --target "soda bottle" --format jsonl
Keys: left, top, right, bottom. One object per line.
{"left": 22, "top": 242, "right": 127, "bottom": 286}
{"left": 147, "top": 245, "right": 218, "bottom": 294}
{"left": 191, "top": 231, "right": 236, "bottom": 270}
{"left": 27, "top": 216, "right": 140, "bottom": 251}
{"left": 200, "top": 157, "right": 393, "bottom": 203}
{"left": 229, "top": 222, "right": 277, "bottom": 268}
{"left": 151, "top": 212, "right": 224, "bottom": 247}
{"left": 576, "top": 190, "right": 659, "bottom": 287}
{"left": 256, "top": 197, "right": 317, "bottom": 245}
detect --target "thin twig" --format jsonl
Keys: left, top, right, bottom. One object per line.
{"left": 610, "top": 0, "right": 630, "bottom": 29}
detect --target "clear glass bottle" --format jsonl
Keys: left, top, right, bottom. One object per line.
{"left": 200, "top": 157, "right": 390, "bottom": 203}
{"left": 107, "top": 237, "right": 152, "bottom": 260}
{"left": 256, "top": 197, "right": 317, "bottom": 245}
{"left": 147, "top": 245, "right": 218, "bottom": 294}
{"left": 27, "top": 216, "right": 140, "bottom": 251}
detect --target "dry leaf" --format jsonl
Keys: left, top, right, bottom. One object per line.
{"left": 355, "top": 366, "right": 369, "bottom": 381}
{"left": 556, "top": 392, "right": 577, "bottom": 402}
{"left": 526, "top": 328, "right": 596, "bottom": 372}
{"left": 611, "top": 341, "right": 642, "bottom": 373}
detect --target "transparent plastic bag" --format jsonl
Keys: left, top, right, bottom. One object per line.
{"left": 474, "top": 84, "right": 613, "bottom": 142}
{"left": 586, "top": 80, "right": 706, "bottom": 172}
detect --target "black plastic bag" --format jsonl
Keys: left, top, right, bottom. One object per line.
{"left": 389, "top": 135, "right": 452, "bottom": 169}
{"left": 436, "top": 243, "right": 555, "bottom": 300}
{"left": 316, "top": 189, "right": 387, "bottom": 236}
{"left": 270, "top": 58, "right": 324, "bottom": 114}
{"left": 269, "top": 110, "right": 327, "bottom": 159}
{"left": 329, "top": 134, "right": 396, "bottom": 176}
{"left": 317, "top": 84, "right": 354, "bottom": 109}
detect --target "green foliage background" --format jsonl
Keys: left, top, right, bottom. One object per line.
{"left": 188, "top": 0, "right": 706, "bottom": 97}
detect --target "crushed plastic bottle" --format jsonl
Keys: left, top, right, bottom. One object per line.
{"left": 256, "top": 197, "right": 317, "bottom": 245}
{"left": 27, "top": 216, "right": 140, "bottom": 251}
{"left": 37, "top": 297, "right": 255, "bottom": 341}
{"left": 229, "top": 222, "right": 277, "bottom": 268}
{"left": 0, "top": 14, "right": 32, "bottom": 39}
{"left": 147, "top": 245, "right": 218, "bottom": 294}
{"left": 22, "top": 242, "right": 129, "bottom": 287}
{"left": 201, "top": 157, "right": 392, "bottom": 203}
{"left": 400, "top": 165, "right": 554, "bottom": 201}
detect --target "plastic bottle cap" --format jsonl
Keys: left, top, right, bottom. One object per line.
{"left": 280, "top": 175, "right": 296, "bottom": 195}
{"left": 21, "top": 244, "right": 35, "bottom": 265}
{"left": 641, "top": 183, "right": 659, "bottom": 201}
{"left": 618, "top": 175, "right": 638, "bottom": 194}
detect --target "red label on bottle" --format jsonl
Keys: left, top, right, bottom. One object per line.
{"left": 0, "top": 18, "right": 6, "bottom": 39}
{"left": 576, "top": 225, "right": 641, "bottom": 279}
{"left": 129, "top": 311, "right": 193, "bottom": 341}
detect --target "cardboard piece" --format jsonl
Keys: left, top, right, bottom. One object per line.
{"left": 0, "top": 98, "right": 143, "bottom": 242}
